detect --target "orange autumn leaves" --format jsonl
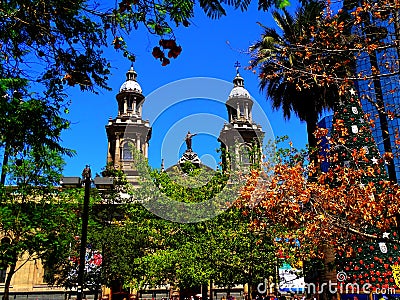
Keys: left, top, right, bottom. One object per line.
{"left": 239, "top": 147, "right": 400, "bottom": 260}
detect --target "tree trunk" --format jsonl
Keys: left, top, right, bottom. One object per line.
{"left": 368, "top": 51, "right": 397, "bottom": 182}
{"left": 202, "top": 283, "right": 208, "bottom": 300}
{"left": 94, "top": 286, "right": 99, "bottom": 300}
{"left": 0, "top": 143, "right": 10, "bottom": 185}
{"left": 2, "top": 260, "right": 16, "bottom": 300}
{"left": 306, "top": 114, "right": 319, "bottom": 181}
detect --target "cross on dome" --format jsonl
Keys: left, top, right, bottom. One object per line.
{"left": 234, "top": 61, "right": 241, "bottom": 74}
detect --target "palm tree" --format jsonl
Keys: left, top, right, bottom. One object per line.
{"left": 249, "top": 1, "right": 342, "bottom": 158}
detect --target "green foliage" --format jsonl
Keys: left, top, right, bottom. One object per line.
{"left": 0, "top": 78, "right": 74, "bottom": 185}
{"left": 88, "top": 152, "right": 277, "bottom": 293}
{"left": 150, "top": 165, "right": 229, "bottom": 204}
{"left": 249, "top": 1, "right": 347, "bottom": 153}
{"left": 0, "top": 186, "right": 80, "bottom": 296}
{"left": 0, "top": 0, "right": 109, "bottom": 92}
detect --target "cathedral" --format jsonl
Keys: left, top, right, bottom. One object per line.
{"left": 3, "top": 65, "right": 265, "bottom": 299}
{"left": 105, "top": 66, "right": 152, "bottom": 184}
{"left": 105, "top": 65, "right": 264, "bottom": 179}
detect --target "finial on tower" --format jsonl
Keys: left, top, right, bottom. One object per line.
{"left": 126, "top": 64, "right": 137, "bottom": 81}
{"left": 161, "top": 158, "right": 165, "bottom": 172}
{"left": 232, "top": 61, "right": 244, "bottom": 87}
{"left": 234, "top": 61, "right": 241, "bottom": 74}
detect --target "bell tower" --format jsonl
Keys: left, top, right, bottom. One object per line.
{"left": 218, "top": 65, "right": 264, "bottom": 170}
{"left": 105, "top": 66, "right": 152, "bottom": 183}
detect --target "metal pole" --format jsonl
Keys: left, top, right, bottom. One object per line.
{"left": 77, "top": 166, "right": 91, "bottom": 300}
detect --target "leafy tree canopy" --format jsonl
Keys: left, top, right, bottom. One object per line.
{"left": 0, "top": 0, "right": 301, "bottom": 96}
{"left": 84, "top": 158, "right": 277, "bottom": 297}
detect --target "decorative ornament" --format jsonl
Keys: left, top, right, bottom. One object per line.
{"left": 379, "top": 242, "right": 388, "bottom": 253}
{"left": 371, "top": 157, "right": 379, "bottom": 164}
{"left": 383, "top": 232, "right": 390, "bottom": 238}
{"left": 351, "top": 125, "right": 359, "bottom": 134}
{"left": 362, "top": 146, "right": 369, "bottom": 154}
{"left": 350, "top": 88, "right": 356, "bottom": 96}
{"left": 352, "top": 107, "right": 359, "bottom": 114}
{"left": 359, "top": 117, "right": 365, "bottom": 123}
{"left": 391, "top": 265, "right": 400, "bottom": 288}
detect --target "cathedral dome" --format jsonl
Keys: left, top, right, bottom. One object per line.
{"left": 119, "top": 66, "right": 142, "bottom": 93}
{"left": 228, "top": 72, "right": 251, "bottom": 99}
{"left": 228, "top": 86, "right": 251, "bottom": 99}
{"left": 120, "top": 80, "right": 142, "bottom": 93}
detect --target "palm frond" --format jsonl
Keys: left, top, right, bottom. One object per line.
{"left": 199, "top": 0, "right": 226, "bottom": 19}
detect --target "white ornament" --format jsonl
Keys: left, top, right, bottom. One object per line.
{"left": 352, "top": 107, "right": 359, "bottom": 114}
{"left": 350, "top": 88, "right": 356, "bottom": 96}
{"left": 362, "top": 146, "right": 369, "bottom": 154}
{"left": 371, "top": 157, "right": 379, "bottom": 164}
{"left": 351, "top": 125, "right": 359, "bottom": 133}
{"left": 383, "top": 232, "right": 390, "bottom": 239}
{"left": 379, "top": 242, "right": 388, "bottom": 253}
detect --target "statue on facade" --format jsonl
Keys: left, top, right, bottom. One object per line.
{"left": 82, "top": 165, "right": 91, "bottom": 180}
{"left": 179, "top": 131, "right": 201, "bottom": 169}
{"left": 185, "top": 131, "right": 197, "bottom": 151}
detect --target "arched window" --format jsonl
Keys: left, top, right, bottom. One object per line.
{"left": 239, "top": 144, "right": 251, "bottom": 166}
{"left": 122, "top": 142, "right": 133, "bottom": 160}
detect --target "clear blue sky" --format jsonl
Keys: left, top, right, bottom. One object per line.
{"left": 61, "top": 1, "right": 308, "bottom": 177}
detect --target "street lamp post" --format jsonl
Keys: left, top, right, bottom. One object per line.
{"left": 76, "top": 165, "right": 91, "bottom": 300}
{"left": 61, "top": 166, "right": 114, "bottom": 300}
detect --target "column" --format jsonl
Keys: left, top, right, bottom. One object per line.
{"left": 115, "top": 134, "right": 121, "bottom": 165}
{"left": 144, "top": 142, "right": 148, "bottom": 158}
{"left": 236, "top": 102, "right": 240, "bottom": 120}
{"left": 123, "top": 98, "right": 127, "bottom": 114}
{"left": 107, "top": 140, "right": 113, "bottom": 163}
{"left": 245, "top": 102, "right": 249, "bottom": 121}
{"left": 234, "top": 139, "right": 240, "bottom": 169}
{"left": 136, "top": 134, "right": 141, "bottom": 152}
{"left": 133, "top": 101, "right": 136, "bottom": 115}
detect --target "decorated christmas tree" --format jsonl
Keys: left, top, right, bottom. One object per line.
{"left": 329, "top": 86, "right": 388, "bottom": 187}
{"left": 330, "top": 86, "right": 399, "bottom": 292}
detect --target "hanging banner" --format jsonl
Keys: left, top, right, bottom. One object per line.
{"left": 279, "top": 263, "right": 305, "bottom": 293}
